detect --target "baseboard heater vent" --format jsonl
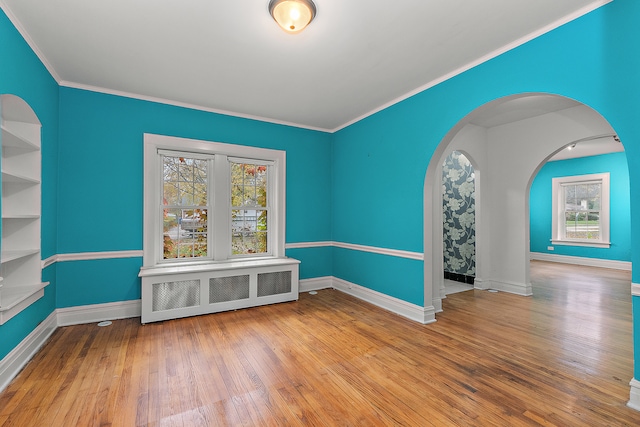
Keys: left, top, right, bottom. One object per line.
{"left": 139, "top": 258, "right": 299, "bottom": 323}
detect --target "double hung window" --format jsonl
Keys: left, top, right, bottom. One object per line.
{"left": 143, "top": 134, "right": 286, "bottom": 267}
{"left": 551, "top": 173, "right": 610, "bottom": 248}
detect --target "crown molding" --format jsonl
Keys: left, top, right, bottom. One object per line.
{"left": 331, "top": 0, "right": 612, "bottom": 133}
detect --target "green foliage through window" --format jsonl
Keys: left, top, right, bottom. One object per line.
{"left": 162, "top": 155, "right": 209, "bottom": 259}
{"left": 231, "top": 162, "right": 268, "bottom": 255}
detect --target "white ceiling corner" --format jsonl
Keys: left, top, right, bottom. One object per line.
{"left": 1, "top": 0, "right": 611, "bottom": 132}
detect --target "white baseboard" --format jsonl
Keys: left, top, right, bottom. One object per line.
{"left": 299, "top": 276, "right": 333, "bottom": 293}
{"left": 432, "top": 297, "right": 443, "bottom": 313}
{"left": 473, "top": 277, "right": 488, "bottom": 290}
{"left": 0, "top": 311, "right": 57, "bottom": 393}
{"left": 530, "top": 252, "right": 632, "bottom": 271}
{"left": 629, "top": 378, "right": 640, "bottom": 411}
{"left": 331, "top": 277, "right": 436, "bottom": 324}
{"left": 57, "top": 300, "right": 141, "bottom": 326}
{"left": 302, "top": 275, "right": 437, "bottom": 324}
{"left": 485, "top": 279, "right": 532, "bottom": 296}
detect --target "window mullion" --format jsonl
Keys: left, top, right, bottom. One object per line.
{"left": 156, "top": 152, "right": 165, "bottom": 264}
{"left": 212, "top": 155, "right": 230, "bottom": 260}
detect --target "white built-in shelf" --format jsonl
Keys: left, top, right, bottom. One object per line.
{"left": 1, "top": 123, "right": 40, "bottom": 152}
{"left": 2, "top": 214, "right": 40, "bottom": 220}
{"left": 1, "top": 249, "right": 40, "bottom": 264}
{"left": 0, "top": 283, "right": 47, "bottom": 310}
{"left": 0, "top": 282, "right": 49, "bottom": 324}
{"left": 0, "top": 95, "right": 44, "bottom": 325}
{"left": 1, "top": 171, "right": 40, "bottom": 185}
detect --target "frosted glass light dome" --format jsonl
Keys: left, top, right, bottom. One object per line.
{"left": 269, "top": 0, "right": 317, "bottom": 34}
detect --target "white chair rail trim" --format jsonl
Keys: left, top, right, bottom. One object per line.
{"left": 41, "top": 243, "right": 423, "bottom": 270}
{"left": 285, "top": 241, "right": 423, "bottom": 261}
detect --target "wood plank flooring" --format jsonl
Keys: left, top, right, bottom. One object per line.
{"left": 1, "top": 260, "right": 639, "bottom": 426}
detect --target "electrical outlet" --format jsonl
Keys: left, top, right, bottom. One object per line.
{"left": 547, "top": 246, "right": 554, "bottom": 251}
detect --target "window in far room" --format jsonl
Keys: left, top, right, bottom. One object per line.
{"left": 551, "top": 173, "right": 610, "bottom": 248}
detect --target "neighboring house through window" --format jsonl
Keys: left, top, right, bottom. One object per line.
{"left": 551, "top": 172, "right": 610, "bottom": 248}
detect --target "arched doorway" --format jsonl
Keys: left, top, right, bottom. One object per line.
{"left": 424, "top": 93, "right": 626, "bottom": 313}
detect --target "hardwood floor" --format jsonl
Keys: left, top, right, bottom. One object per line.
{"left": 1, "top": 261, "right": 639, "bottom": 426}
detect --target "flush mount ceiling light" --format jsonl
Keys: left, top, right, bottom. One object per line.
{"left": 269, "top": 0, "right": 317, "bottom": 34}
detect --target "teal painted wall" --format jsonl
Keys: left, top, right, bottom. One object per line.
{"left": 331, "top": 0, "right": 640, "bottom": 375}
{"left": 285, "top": 247, "right": 333, "bottom": 280}
{"left": 530, "top": 152, "right": 630, "bottom": 261}
{"left": 56, "top": 87, "right": 333, "bottom": 306}
{"left": 0, "top": 9, "right": 59, "bottom": 360}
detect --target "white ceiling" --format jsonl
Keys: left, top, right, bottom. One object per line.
{"left": 468, "top": 94, "right": 623, "bottom": 160}
{"left": 548, "top": 134, "right": 623, "bottom": 161}
{"left": 0, "top": 0, "right": 610, "bottom": 132}
{"left": 468, "top": 95, "right": 581, "bottom": 129}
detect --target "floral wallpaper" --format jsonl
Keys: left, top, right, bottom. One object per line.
{"left": 442, "top": 151, "right": 476, "bottom": 277}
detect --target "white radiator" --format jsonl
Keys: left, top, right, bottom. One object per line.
{"left": 139, "top": 258, "right": 299, "bottom": 323}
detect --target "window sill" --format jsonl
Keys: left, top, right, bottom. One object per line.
{"left": 138, "top": 257, "right": 300, "bottom": 278}
{"left": 550, "top": 239, "right": 611, "bottom": 248}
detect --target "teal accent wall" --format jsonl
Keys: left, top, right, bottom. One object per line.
{"left": 285, "top": 247, "right": 333, "bottom": 280}
{"left": 56, "top": 258, "right": 142, "bottom": 308}
{"left": 57, "top": 87, "right": 333, "bottom": 304}
{"left": 0, "top": 9, "right": 58, "bottom": 360}
{"left": 58, "top": 87, "right": 332, "bottom": 253}
{"left": 331, "top": 0, "right": 640, "bottom": 376}
{"left": 333, "top": 248, "right": 424, "bottom": 306}
{"left": 530, "top": 152, "right": 630, "bottom": 261}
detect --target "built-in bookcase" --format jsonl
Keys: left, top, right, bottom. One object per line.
{"left": 0, "top": 94, "right": 48, "bottom": 324}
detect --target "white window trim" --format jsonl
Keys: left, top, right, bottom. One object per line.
{"left": 142, "top": 133, "right": 286, "bottom": 268}
{"left": 551, "top": 172, "right": 610, "bottom": 248}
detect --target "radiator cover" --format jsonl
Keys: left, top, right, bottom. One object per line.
{"left": 139, "top": 258, "right": 299, "bottom": 323}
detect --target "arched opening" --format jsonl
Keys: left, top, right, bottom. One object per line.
{"left": 424, "top": 93, "right": 628, "bottom": 313}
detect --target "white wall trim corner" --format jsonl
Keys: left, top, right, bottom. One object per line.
{"left": 473, "top": 277, "right": 488, "bottom": 290}
{"left": 0, "top": 311, "right": 57, "bottom": 393}
{"left": 299, "top": 277, "right": 333, "bottom": 293}
{"left": 57, "top": 300, "right": 142, "bottom": 327}
{"left": 628, "top": 378, "right": 640, "bottom": 411}
{"left": 42, "top": 255, "right": 56, "bottom": 269}
{"left": 530, "top": 252, "right": 632, "bottom": 271}
{"left": 285, "top": 241, "right": 334, "bottom": 250}
{"left": 632, "top": 283, "right": 640, "bottom": 297}
{"left": 432, "top": 297, "right": 443, "bottom": 314}
{"left": 485, "top": 279, "right": 532, "bottom": 296}
{"left": 332, "top": 277, "right": 436, "bottom": 324}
